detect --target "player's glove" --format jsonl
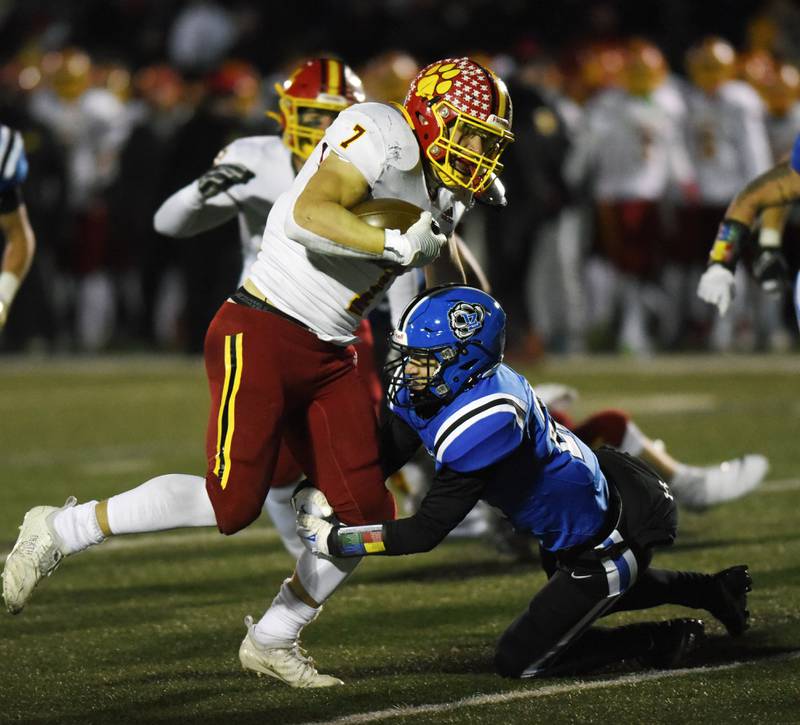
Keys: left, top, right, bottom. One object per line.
{"left": 382, "top": 211, "right": 447, "bottom": 268}
{"left": 196, "top": 163, "right": 255, "bottom": 200}
{"left": 752, "top": 249, "right": 789, "bottom": 294}
{"left": 296, "top": 512, "right": 335, "bottom": 558}
{"left": 697, "top": 263, "right": 736, "bottom": 316}
{"left": 291, "top": 482, "right": 334, "bottom": 519}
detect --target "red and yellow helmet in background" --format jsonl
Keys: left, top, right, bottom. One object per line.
{"left": 623, "top": 38, "right": 667, "bottom": 96}
{"left": 686, "top": 36, "right": 737, "bottom": 94}
{"left": 761, "top": 62, "right": 800, "bottom": 117}
{"left": 360, "top": 51, "right": 419, "bottom": 104}
{"left": 41, "top": 47, "right": 92, "bottom": 101}
{"left": 402, "top": 57, "right": 514, "bottom": 193}
{"left": 206, "top": 59, "right": 261, "bottom": 117}
{"left": 269, "top": 58, "right": 365, "bottom": 160}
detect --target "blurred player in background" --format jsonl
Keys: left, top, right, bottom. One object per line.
{"left": 567, "top": 38, "right": 695, "bottom": 354}
{"left": 297, "top": 285, "right": 752, "bottom": 679}
{"left": 3, "top": 56, "right": 514, "bottom": 689}
{"left": 154, "top": 57, "right": 376, "bottom": 559}
{"left": 683, "top": 37, "right": 777, "bottom": 351}
{"left": 0, "top": 125, "right": 35, "bottom": 330}
{"left": 698, "top": 131, "right": 800, "bottom": 327}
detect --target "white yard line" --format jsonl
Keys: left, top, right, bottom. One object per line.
{"left": 298, "top": 651, "right": 800, "bottom": 725}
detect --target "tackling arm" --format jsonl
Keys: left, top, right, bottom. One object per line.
{"left": 298, "top": 470, "right": 484, "bottom": 558}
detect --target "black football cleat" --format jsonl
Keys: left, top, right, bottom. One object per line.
{"left": 639, "top": 618, "right": 706, "bottom": 669}
{"left": 709, "top": 564, "right": 752, "bottom": 637}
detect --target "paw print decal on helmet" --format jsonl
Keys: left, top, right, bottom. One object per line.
{"left": 415, "top": 63, "right": 461, "bottom": 100}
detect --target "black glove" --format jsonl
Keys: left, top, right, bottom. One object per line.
{"left": 752, "top": 249, "right": 789, "bottom": 294}
{"left": 197, "top": 163, "right": 255, "bottom": 200}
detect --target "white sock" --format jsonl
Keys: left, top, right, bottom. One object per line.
{"left": 295, "top": 547, "right": 361, "bottom": 603}
{"left": 106, "top": 474, "right": 217, "bottom": 535}
{"left": 51, "top": 501, "right": 105, "bottom": 555}
{"left": 619, "top": 421, "right": 647, "bottom": 457}
{"left": 264, "top": 483, "right": 305, "bottom": 559}
{"left": 253, "top": 579, "right": 319, "bottom": 647}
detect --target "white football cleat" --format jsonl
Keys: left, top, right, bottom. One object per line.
{"left": 2, "top": 497, "right": 76, "bottom": 614}
{"left": 239, "top": 616, "right": 343, "bottom": 688}
{"left": 672, "top": 455, "right": 768, "bottom": 511}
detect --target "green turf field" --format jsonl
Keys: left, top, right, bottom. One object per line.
{"left": 1, "top": 354, "right": 799, "bottom": 724}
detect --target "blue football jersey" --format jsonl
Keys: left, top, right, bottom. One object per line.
{"left": 390, "top": 364, "right": 610, "bottom": 551}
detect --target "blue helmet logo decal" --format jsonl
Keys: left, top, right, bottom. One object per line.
{"left": 448, "top": 302, "right": 485, "bottom": 340}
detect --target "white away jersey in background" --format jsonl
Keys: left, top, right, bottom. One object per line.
{"left": 155, "top": 135, "right": 295, "bottom": 283}
{"left": 569, "top": 87, "right": 694, "bottom": 201}
{"left": 683, "top": 80, "right": 773, "bottom": 204}
{"left": 250, "top": 102, "right": 471, "bottom": 345}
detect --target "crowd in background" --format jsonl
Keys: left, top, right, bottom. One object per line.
{"left": 2, "top": 0, "right": 800, "bottom": 356}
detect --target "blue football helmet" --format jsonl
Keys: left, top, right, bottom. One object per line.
{"left": 386, "top": 285, "right": 506, "bottom": 407}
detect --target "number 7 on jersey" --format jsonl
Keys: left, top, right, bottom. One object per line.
{"left": 340, "top": 124, "right": 366, "bottom": 149}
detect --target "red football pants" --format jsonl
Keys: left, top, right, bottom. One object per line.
{"left": 204, "top": 301, "right": 395, "bottom": 534}
{"left": 271, "top": 317, "right": 381, "bottom": 486}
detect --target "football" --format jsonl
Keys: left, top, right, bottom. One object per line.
{"left": 351, "top": 198, "right": 423, "bottom": 233}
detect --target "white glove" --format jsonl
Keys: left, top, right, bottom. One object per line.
{"left": 291, "top": 485, "right": 333, "bottom": 519}
{"left": 697, "top": 264, "right": 736, "bottom": 317}
{"left": 382, "top": 211, "right": 447, "bottom": 268}
{"left": 296, "top": 512, "right": 334, "bottom": 557}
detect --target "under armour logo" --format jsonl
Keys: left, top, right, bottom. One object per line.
{"left": 658, "top": 480, "right": 674, "bottom": 501}
{"left": 448, "top": 302, "right": 485, "bottom": 339}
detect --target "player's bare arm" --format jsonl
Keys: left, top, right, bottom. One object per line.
{"left": 0, "top": 203, "right": 35, "bottom": 281}
{"left": 725, "top": 161, "right": 800, "bottom": 228}
{"left": 292, "top": 153, "right": 384, "bottom": 255}
{"left": 423, "top": 234, "right": 466, "bottom": 287}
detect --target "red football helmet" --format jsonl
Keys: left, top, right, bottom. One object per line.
{"left": 269, "top": 58, "right": 365, "bottom": 160}
{"left": 402, "top": 57, "right": 514, "bottom": 193}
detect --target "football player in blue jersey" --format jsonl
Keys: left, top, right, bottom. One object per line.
{"left": 0, "top": 124, "right": 35, "bottom": 330}
{"left": 698, "top": 131, "right": 800, "bottom": 324}
{"left": 296, "top": 285, "right": 753, "bottom": 678}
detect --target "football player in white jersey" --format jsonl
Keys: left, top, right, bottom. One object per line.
{"left": 3, "top": 57, "right": 514, "bottom": 689}
{"left": 153, "top": 58, "right": 371, "bottom": 559}
{"left": 0, "top": 124, "right": 35, "bottom": 330}
{"left": 567, "top": 39, "right": 695, "bottom": 354}
{"left": 683, "top": 37, "right": 775, "bottom": 350}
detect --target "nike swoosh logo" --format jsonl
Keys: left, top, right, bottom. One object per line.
{"left": 571, "top": 572, "right": 593, "bottom": 580}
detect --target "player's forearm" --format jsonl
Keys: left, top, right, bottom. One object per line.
{"left": 0, "top": 204, "right": 35, "bottom": 279}
{"left": 290, "top": 194, "right": 385, "bottom": 256}
{"left": 423, "top": 236, "right": 466, "bottom": 287}
{"left": 759, "top": 204, "right": 791, "bottom": 249}
{"left": 724, "top": 162, "right": 800, "bottom": 229}
{"left": 154, "top": 183, "right": 236, "bottom": 238}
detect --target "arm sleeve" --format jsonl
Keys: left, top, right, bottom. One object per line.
{"left": 153, "top": 180, "right": 238, "bottom": 238}
{"left": 379, "top": 410, "right": 423, "bottom": 478}
{"left": 381, "top": 468, "right": 485, "bottom": 554}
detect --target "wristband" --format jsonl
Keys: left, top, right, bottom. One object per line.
{"left": 708, "top": 219, "right": 750, "bottom": 270}
{"left": 0, "top": 270, "right": 20, "bottom": 305}
{"left": 332, "top": 524, "right": 386, "bottom": 556}
{"left": 758, "top": 227, "right": 781, "bottom": 249}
